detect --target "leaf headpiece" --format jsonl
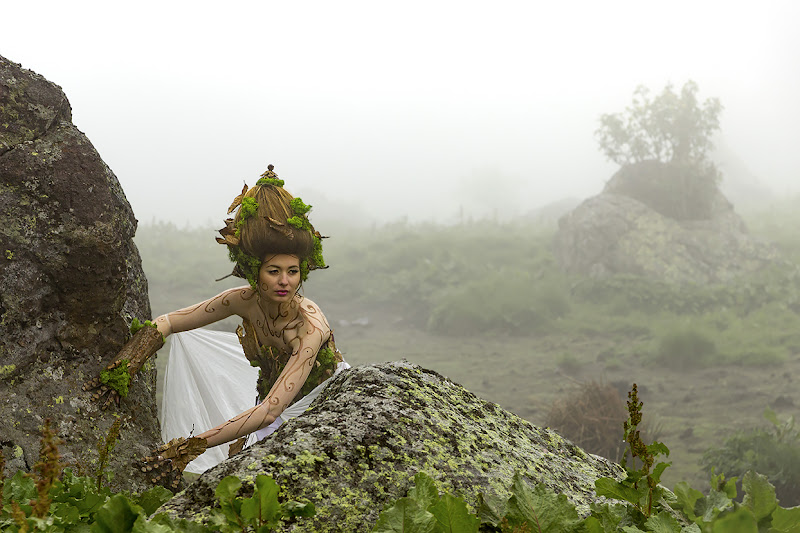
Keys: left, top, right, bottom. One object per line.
{"left": 217, "top": 165, "right": 327, "bottom": 288}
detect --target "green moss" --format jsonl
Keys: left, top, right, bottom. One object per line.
{"left": 0, "top": 364, "right": 16, "bottom": 378}
{"left": 100, "top": 360, "right": 131, "bottom": 398}
{"left": 13, "top": 445, "right": 23, "bottom": 459}
{"left": 129, "top": 317, "right": 158, "bottom": 336}
{"left": 256, "top": 177, "right": 285, "bottom": 187}
{"left": 290, "top": 197, "right": 312, "bottom": 215}
{"left": 234, "top": 197, "right": 260, "bottom": 237}
{"left": 287, "top": 215, "right": 306, "bottom": 229}
{"left": 228, "top": 247, "right": 262, "bottom": 290}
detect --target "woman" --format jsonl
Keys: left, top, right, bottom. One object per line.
{"left": 84, "top": 165, "right": 343, "bottom": 486}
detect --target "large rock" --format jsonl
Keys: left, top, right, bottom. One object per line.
{"left": 554, "top": 160, "right": 779, "bottom": 284}
{"left": 159, "top": 361, "right": 624, "bottom": 532}
{"left": 0, "top": 55, "right": 160, "bottom": 492}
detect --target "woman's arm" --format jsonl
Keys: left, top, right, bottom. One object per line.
{"left": 84, "top": 286, "right": 255, "bottom": 408}
{"left": 197, "top": 309, "right": 331, "bottom": 447}
{"left": 154, "top": 286, "right": 256, "bottom": 338}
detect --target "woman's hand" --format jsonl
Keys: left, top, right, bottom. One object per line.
{"left": 140, "top": 436, "right": 209, "bottom": 490}
{"left": 82, "top": 324, "right": 164, "bottom": 409}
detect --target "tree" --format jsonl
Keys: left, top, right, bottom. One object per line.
{"left": 596, "top": 81, "right": 723, "bottom": 169}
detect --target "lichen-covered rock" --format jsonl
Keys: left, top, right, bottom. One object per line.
{"left": 554, "top": 161, "right": 779, "bottom": 284}
{"left": 0, "top": 55, "right": 159, "bottom": 492}
{"left": 159, "top": 361, "right": 624, "bottom": 532}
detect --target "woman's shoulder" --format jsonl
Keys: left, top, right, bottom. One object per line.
{"left": 297, "top": 297, "right": 331, "bottom": 331}
{"left": 212, "top": 285, "right": 258, "bottom": 312}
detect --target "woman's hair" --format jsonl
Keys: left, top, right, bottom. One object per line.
{"left": 236, "top": 184, "right": 315, "bottom": 262}
{"left": 217, "top": 166, "right": 325, "bottom": 288}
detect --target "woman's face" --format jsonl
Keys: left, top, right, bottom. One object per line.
{"left": 258, "top": 254, "right": 301, "bottom": 303}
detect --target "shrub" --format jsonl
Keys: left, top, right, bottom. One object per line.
{"left": 701, "top": 408, "right": 800, "bottom": 506}
{"left": 652, "top": 325, "right": 717, "bottom": 369}
{"left": 545, "top": 381, "right": 629, "bottom": 461}
{"left": 427, "top": 271, "right": 570, "bottom": 336}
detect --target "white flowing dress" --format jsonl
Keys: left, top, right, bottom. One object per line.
{"left": 159, "top": 328, "right": 349, "bottom": 473}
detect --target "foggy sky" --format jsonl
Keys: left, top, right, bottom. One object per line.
{"left": 3, "top": 1, "right": 799, "bottom": 227}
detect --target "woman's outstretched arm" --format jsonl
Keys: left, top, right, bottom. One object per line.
{"left": 196, "top": 311, "right": 331, "bottom": 447}
{"left": 154, "top": 286, "right": 256, "bottom": 338}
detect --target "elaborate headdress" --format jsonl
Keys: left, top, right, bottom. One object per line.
{"left": 217, "top": 165, "right": 326, "bottom": 288}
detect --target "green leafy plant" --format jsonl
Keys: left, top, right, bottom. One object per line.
{"left": 593, "top": 384, "right": 671, "bottom": 520}
{"left": 0, "top": 422, "right": 319, "bottom": 532}
{"left": 372, "top": 472, "right": 480, "bottom": 533}
{"left": 208, "top": 474, "right": 315, "bottom": 532}
{"left": 701, "top": 407, "right": 800, "bottom": 507}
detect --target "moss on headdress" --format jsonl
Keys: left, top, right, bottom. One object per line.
{"left": 235, "top": 197, "right": 259, "bottom": 236}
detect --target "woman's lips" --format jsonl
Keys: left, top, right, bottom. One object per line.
{"left": 276, "top": 290, "right": 289, "bottom": 296}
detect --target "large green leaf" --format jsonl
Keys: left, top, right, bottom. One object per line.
{"left": 505, "top": 474, "right": 583, "bottom": 533}
{"left": 595, "top": 477, "right": 645, "bottom": 507}
{"left": 475, "top": 492, "right": 506, "bottom": 527}
{"left": 695, "top": 488, "right": 732, "bottom": 523}
{"left": 672, "top": 482, "right": 703, "bottom": 522}
{"left": 643, "top": 511, "right": 681, "bottom": 533}
{"left": 91, "top": 494, "right": 143, "bottom": 533}
{"left": 407, "top": 472, "right": 439, "bottom": 511}
{"left": 135, "top": 486, "right": 174, "bottom": 517}
{"left": 4, "top": 470, "right": 36, "bottom": 504}
{"left": 711, "top": 507, "right": 758, "bottom": 533}
{"left": 769, "top": 505, "right": 800, "bottom": 533}
{"left": 372, "top": 497, "right": 437, "bottom": 533}
{"left": 213, "top": 475, "right": 244, "bottom": 526}
{"left": 741, "top": 471, "right": 778, "bottom": 522}
{"left": 428, "top": 493, "right": 479, "bottom": 533}
{"left": 240, "top": 474, "right": 281, "bottom": 527}
{"left": 589, "top": 502, "right": 629, "bottom": 532}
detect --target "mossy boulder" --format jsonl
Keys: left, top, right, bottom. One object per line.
{"left": 554, "top": 160, "right": 779, "bottom": 283}
{"left": 0, "top": 55, "right": 159, "bottom": 492}
{"left": 159, "top": 361, "right": 624, "bottom": 532}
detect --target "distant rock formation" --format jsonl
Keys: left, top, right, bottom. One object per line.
{"left": 554, "top": 160, "right": 780, "bottom": 284}
{"left": 0, "top": 55, "right": 159, "bottom": 492}
{"left": 158, "top": 361, "right": 624, "bottom": 532}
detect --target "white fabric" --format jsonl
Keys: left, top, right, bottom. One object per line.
{"left": 160, "top": 328, "right": 349, "bottom": 473}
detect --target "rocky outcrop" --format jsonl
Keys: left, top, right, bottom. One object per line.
{"left": 159, "top": 361, "right": 624, "bottom": 532}
{"left": 0, "top": 55, "right": 160, "bottom": 492}
{"left": 554, "top": 161, "right": 779, "bottom": 284}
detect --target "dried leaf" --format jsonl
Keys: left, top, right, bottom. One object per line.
{"left": 227, "top": 183, "right": 249, "bottom": 214}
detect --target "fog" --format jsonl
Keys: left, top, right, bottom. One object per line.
{"left": 3, "top": 1, "right": 799, "bottom": 227}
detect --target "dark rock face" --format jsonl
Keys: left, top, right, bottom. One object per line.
{"left": 554, "top": 161, "right": 779, "bottom": 284}
{"left": 159, "top": 361, "right": 624, "bottom": 532}
{"left": 0, "top": 55, "right": 159, "bottom": 492}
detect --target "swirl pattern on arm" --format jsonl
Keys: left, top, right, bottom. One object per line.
{"left": 167, "top": 287, "right": 253, "bottom": 333}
